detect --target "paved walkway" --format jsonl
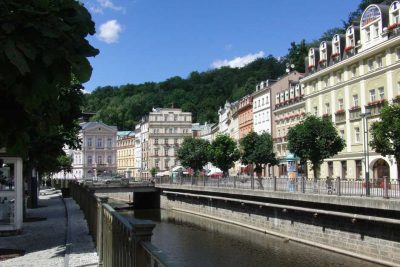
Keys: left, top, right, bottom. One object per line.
{"left": 0, "top": 188, "right": 98, "bottom": 267}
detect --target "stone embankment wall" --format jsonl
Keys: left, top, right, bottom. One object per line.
{"left": 96, "top": 192, "right": 133, "bottom": 202}
{"left": 160, "top": 193, "right": 400, "bottom": 266}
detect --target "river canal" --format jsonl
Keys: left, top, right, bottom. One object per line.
{"left": 121, "top": 209, "right": 380, "bottom": 267}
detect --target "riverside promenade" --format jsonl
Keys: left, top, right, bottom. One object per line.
{"left": 0, "top": 188, "right": 98, "bottom": 267}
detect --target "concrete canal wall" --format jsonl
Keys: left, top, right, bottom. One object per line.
{"left": 160, "top": 192, "right": 400, "bottom": 266}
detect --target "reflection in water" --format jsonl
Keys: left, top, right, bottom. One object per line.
{"left": 122, "top": 209, "right": 380, "bottom": 267}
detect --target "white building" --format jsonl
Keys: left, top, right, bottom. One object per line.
{"left": 252, "top": 80, "right": 275, "bottom": 134}
{"left": 53, "top": 121, "right": 117, "bottom": 179}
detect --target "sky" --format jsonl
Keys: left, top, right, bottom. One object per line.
{"left": 82, "top": 0, "right": 360, "bottom": 92}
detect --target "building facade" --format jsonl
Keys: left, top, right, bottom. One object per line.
{"left": 271, "top": 72, "right": 304, "bottom": 177}
{"left": 252, "top": 80, "right": 275, "bottom": 134}
{"left": 141, "top": 108, "right": 192, "bottom": 177}
{"left": 116, "top": 131, "right": 135, "bottom": 177}
{"left": 302, "top": 1, "right": 400, "bottom": 180}
{"left": 238, "top": 95, "right": 253, "bottom": 139}
{"left": 56, "top": 121, "right": 118, "bottom": 179}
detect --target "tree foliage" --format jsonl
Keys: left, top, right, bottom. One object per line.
{"left": 208, "top": 134, "right": 240, "bottom": 176}
{"left": 83, "top": 56, "right": 286, "bottom": 129}
{"left": 176, "top": 137, "right": 210, "bottom": 174}
{"left": 0, "top": 0, "right": 99, "bottom": 154}
{"left": 370, "top": 102, "right": 400, "bottom": 178}
{"left": 287, "top": 116, "right": 345, "bottom": 179}
{"left": 240, "top": 132, "right": 278, "bottom": 177}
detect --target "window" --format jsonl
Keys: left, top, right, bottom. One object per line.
{"left": 378, "top": 87, "right": 385, "bottom": 99}
{"left": 351, "top": 65, "right": 357, "bottom": 78}
{"left": 355, "top": 127, "right": 360, "bottom": 143}
{"left": 340, "top": 130, "right": 345, "bottom": 139}
{"left": 107, "top": 138, "right": 112, "bottom": 148}
{"left": 365, "top": 28, "right": 371, "bottom": 42}
{"left": 373, "top": 23, "right": 379, "bottom": 38}
{"left": 313, "top": 106, "right": 318, "bottom": 116}
{"left": 174, "top": 115, "right": 178, "bottom": 121}
{"left": 107, "top": 156, "right": 112, "bottom": 164}
{"left": 338, "top": 99, "right": 344, "bottom": 110}
{"left": 155, "top": 160, "right": 159, "bottom": 168}
{"left": 97, "top": 138, "right": 102, "bottom": 148}
{"left": 155, "top": 139, "right": 158, "bottom": 145}
{"left": 175, "top": 138, "right": 179, "bottom": 145}
{"left": 397, "top": 48, "right": 400, "bottom": 60}
{"left": 262, "top": 98, "right": 264, "bottom": 105}
{"left": 164, "top": 138, "right": 168, "bottom": 145}
{"left": 370, "top": 89, "right": 376, "bottom": 102}
{"left": 97, "top": 156, "right": 102, "bottom": 164}
{"left": 164, "top": 114, "right": 168, "bottom": 121}
{"left": 336, "top": 71, "right": 342, "bottom": 83}
{"left": 164, "top": 149, "right": 168, "bottom": 156}
{"left": 368, "top": 59, "right": 374, "bottom": 71}
{"left": 87, "top": 156, "right": 92, "bottom": 165}
{"left": 87, "top": 138, "right": 92, "bottom": 147}
{"left": 155, "top": 148, "right": 159, "bottom": 156}
{"left": 353, "top": 94, "right": 359, "bottom": 107}
{"left": 356, "top": 160, "right": 362, "bottom": 179}
{"left": 377, "top": 55, "right": 382, "bottom": 68}
{"left": 165, "top": 159, "right": 169, "bottom": 168}
{"left": 325, "top": 103, "right": 330, "bottom": 114}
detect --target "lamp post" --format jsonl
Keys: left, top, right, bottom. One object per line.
{"left": 360, "top": 111, "right": 371, "bottom": 196}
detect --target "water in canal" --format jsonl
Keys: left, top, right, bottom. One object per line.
{"left": 121, "top": 209, "right": 380, "bottom": 267}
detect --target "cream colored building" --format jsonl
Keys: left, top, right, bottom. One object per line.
{"left": 116, "top": 131, "right": 135, "bottom": 177}
{"left": 302, "top": 2, "right": 400, "bottom": 180}
{"left": 271, "top": 72, "right": 304, "bottom": 177}
{"left": 141, "top": 108, "right": 192, "bottom": 177}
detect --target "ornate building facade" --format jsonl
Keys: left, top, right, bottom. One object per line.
{"left": 302, "top": 2, "right": 400, "bottom": 180}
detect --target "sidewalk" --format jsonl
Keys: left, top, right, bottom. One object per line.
{"left": 0, "top": 188, "right": 98, "bottom": 267}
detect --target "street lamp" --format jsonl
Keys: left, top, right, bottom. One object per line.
{"left": 360, "top": 110, "right": 371, "bottom": 196}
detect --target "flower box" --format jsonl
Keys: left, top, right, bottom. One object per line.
{"left": 335, "top": 109, "right": 345, "bottom": 114}
{"left": 318, "top": 59, "right": 327, "bottom": 64}
{"left": 307, "top": 64, "right": 315, "bottom": 70}
{"left": 331, "top": 52, "right": 340, "bottom": 58}
{"left": 349, "top": 106, "right": 361, "bottom": 111}
{"left": 388, "top": 23, "right": 398, "bottom": 30}
{"left": 366, "top": 99, "right": 386, "bottom": 107}
{"left": 344, "top": 46, "right": 353, "bottom": 52}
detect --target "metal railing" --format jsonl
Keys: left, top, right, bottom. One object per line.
{"left": 68, "top": 181, "right": 176, "bottom": 267}
{"left": 155, "top": 176, "right": 400, "bottom": 199}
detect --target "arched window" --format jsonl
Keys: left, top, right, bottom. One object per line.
{"left": 389, "top": 1, "right": 400, "bottom": 29}
{"left": 345, "top": 26, "right": 355, "bottom": 52}
{"left": 360, "top": 5, "right": 382, "bottom": 45}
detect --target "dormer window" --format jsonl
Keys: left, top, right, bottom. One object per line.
{"left": 319, "top": 42, "right": 328, "bottom": 65}
{"left": 389, "top": 1, "right": 400, "bottom": 30}
{"left": 360, "top": 5, "right": 382, "bottom": 45}
{"left": 331, "top": 35, "right": 340, "bottom": 58}
{"left": 345, "top": 26, "right": 355, "bottom": 52}
{"left": 308, "top": 49, "right": 316, "bottom": 69}
{"left": 295, "top": 84, "right": 300, "bottom": 97}
{"left": 276, "top": 94, "right": 280, "bottom": 104}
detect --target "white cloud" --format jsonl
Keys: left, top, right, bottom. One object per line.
{"left": 90, "top": 5, "right": 104, "bottom": 14}
{"left": 212, "top": 51, "right": 265, "bottom": 69}
{"left": 97, "top": 20, "right": 122, "bottom": 44}
{"left": 97, "top": 0, "right": 125, "bottom": 12}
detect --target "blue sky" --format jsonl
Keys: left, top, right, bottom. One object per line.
{"left": 82, "top": 0, "right": 360, "bottom": 91}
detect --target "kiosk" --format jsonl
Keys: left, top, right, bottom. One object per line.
{"left": 286, "top": 153, "right": 299, "bottom": 192}
{"left": 0, "top": 149, "right": 23, "bottom": 233}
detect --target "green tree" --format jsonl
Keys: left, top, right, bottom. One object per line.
{"left": 287, "top": 116, "right": 345, "bottom": 180}
{"left": 240, "top": 132, "right": 278, "bottom": 178}
{"left": 208, "top": 134, "right": 240, "bottom": 177}
{"left": 177, "top": 137, "right": 210, "bottom": 175}
{"left": 370, "top": 102, "right": 400, "bottom": 179}
{"left": 286, "top": 40, "right": 309, "bottom": 73}
{"left": 0, "top": 0, "right": 99, "bottom": 154}
{"left": 150, "top": 167, "right": 157, "bottom": 178}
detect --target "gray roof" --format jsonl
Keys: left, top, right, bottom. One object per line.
{"left": 80, "top": 121, "right": 117, "bottom": 131}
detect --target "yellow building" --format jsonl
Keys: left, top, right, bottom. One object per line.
{"left": 301, "top": 2, "right": 400, "bottom": 181}
{"left": 116, "top": 131, "right": 135, "bottom": 177}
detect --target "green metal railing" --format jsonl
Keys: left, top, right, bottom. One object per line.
{"left": 68, "top": 181, "right": 176, "bottom": 267}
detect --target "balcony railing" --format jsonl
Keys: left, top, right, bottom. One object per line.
{"left": 349, "top": 106, "right": 361, "bottom": 121}
{"left": 335, "top": 111, "right": 346, "bottom": 124}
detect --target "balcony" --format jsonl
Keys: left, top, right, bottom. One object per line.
{"left": 366, "top": 99, "right": 386, "bottom": 117}
{"left": 349, "top": 106, "right": 361, "bottom": 121}
{"left": 322, "top": 113, "right": 332, "bottom": 121}
{"left": 334, "top": 110, "right": 346, "bottom": 124}
{"left": 274, "top": 95, "right": 304, "bottom": 110}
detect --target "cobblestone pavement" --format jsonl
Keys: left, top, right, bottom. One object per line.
{"left": 0, "top": 188, "right": 98, "bottom": 267}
